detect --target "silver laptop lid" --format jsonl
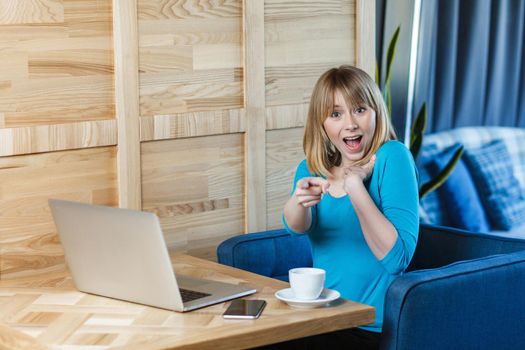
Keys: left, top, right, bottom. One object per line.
{"left": 49, "top": 199, "right": 184, "bottom": 311}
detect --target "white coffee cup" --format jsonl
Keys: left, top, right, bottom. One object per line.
{"left": 289, "top": 267, "right": 326, "bottom": 300}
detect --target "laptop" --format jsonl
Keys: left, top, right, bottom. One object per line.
{"left": 48, "top": 199, "right": 256, "bottom": 312}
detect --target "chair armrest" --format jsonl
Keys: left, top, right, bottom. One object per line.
{"left": 381, "top": 250, "right": 525, "bottom": 350}
{"left": 409, "top": 223, "right": 525, "bottom": 271}
{"left": 217, "top": 229, "right": 312, "bottom": 281}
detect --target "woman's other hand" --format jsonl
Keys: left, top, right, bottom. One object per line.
{"left": 343, "top": 155, "right": 376, "bottom": 193}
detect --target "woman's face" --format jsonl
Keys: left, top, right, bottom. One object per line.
{"left": 322, "top": 90, "right": 376, "bottom": 167}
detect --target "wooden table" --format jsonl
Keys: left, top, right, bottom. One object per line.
{"left": 0, "top": 254, "right": 375, "bottom": 350}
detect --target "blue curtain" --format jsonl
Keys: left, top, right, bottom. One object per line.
{"left": 413, "top": 0, "right": 525, "bottom": 133}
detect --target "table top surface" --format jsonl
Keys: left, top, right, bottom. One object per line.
{"left": 0, "top": 254, "right": 375, "bottom": 350}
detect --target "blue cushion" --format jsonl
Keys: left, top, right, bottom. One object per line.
{"left": 427, "top": 144, "right": 490, "bottom": 232}
{"left": 418, "top": 145, "right": 450, "bottom": 226}
{"left": 464, "top": 140, "right": 525, "bottom": 230}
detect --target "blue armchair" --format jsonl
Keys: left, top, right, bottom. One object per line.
{"left": 217, "top": 224, "right": 525, "bottom": 349}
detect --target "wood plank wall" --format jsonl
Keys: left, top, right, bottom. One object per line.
{"left": 0, "top": 0, "right": 374, "bottom": 281}
{"left": 0, "top": 0, "right": 118, "bottom": 283}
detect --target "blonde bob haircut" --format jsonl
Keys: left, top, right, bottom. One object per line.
{"left": 303, "top": 65, "right": 396, "bottom": 178}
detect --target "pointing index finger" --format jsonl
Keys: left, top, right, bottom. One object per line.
{"left": 299, "top": 177, "right": 329, "bottom": 192}
{"left": 309, "top": 178, "right": 330, "bottom": 193}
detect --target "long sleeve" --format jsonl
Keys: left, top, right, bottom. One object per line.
{"left": 374, "top": 142, "right": 419, "bottom": 275}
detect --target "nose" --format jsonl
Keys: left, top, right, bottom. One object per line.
{"left": 344, "top": 114, "right": 359, "bottom": 131}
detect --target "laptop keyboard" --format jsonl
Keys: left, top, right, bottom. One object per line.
{"left": 179, "top": 288, "right": 211, "bottom": 303}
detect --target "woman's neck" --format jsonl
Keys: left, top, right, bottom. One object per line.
{"left": 328, "top": 165, "right": 345, "bottom": 181}
{"left": 327, "top": 166, "right": 347, "bottom": 197}
{"left": 329, "top": 159, "right": 356, "bottom": 178}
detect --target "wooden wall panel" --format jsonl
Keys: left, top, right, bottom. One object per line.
{"left": 0, "top": 0, "right": 64, "bottom": 25}
{"left": 0, "top": 0, "right": 118, "bottom": 282}
{"left": 244, "top": 0, "right": 267, "bottom": 232}
{"left": 266, "top": 103, "right": 308, "bottom": 130}
{"left": 141, "top": 134, "right": 244, "bottom": 261}
{"left": 266, "top": 128, "right": 304, "bottom": 229}
{"left": 0, "top": 120, "right": 117, "bottom": 157}
{"left": 356, "top": 0, "right": 376, "bottom": 77}
{"left": 0, "top": 0, "right": 375, "bottom": 277}
{"left": 0, "top": 0, "right": 114, "bottom": 128}
{"left": 264, "top": 0, "right": 355, "bottom": 107}
{"left": 140, "top": 109, "right": 245, "bottom": 142}
{"left": 113, "top": 0, "right": 142, "bottom": 210}
{"left": 137, "top": 0, "right": 243, "bottom": 117}
{"left": 0, "top": 147, "right": 118, "bottom": 280}
{"left": 264, "top": 0, "right": 359, "bottom": 230}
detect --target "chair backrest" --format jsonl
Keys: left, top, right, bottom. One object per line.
{"left": 217, "top": 229, "right": 312, "bottom": 281}
{"left": 408, "top": 224, "right": 525, "bottom": 271}
{"left": 217, "top": 224, "right": 525, "bottom": 280}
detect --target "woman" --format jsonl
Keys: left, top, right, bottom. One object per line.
{"left": 282, "top": 65, "right": 419, "bottom": 349}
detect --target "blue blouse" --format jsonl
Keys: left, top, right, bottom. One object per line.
{"left": 283, "top": 140, "right": 419, "bottom": 332}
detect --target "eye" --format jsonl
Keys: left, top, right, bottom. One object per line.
{"left": 355, "top": 106, "right": 366, "bottom": 114}
{"left": 330, "top": 111, "right": 342, "bottom": 118}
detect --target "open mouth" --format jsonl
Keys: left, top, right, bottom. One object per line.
{"left": 343, "top": 136, "right": 362, "bottom": 151}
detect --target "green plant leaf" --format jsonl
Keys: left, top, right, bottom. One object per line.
{"left": 410, "top": 132, "right": 423, "bottom": 160}
{"left": 377, "top": 25, "right": 463, "bottom": 200}
{"left": 410, "top": 104, "right": 427, "bottom": 158}
{"left": 385, "top": 26, "right": 400, "bottom": 85}
{"left": 419, "top": 145, "right": 464, "bottom": 198}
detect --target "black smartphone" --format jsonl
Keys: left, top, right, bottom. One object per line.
{"left": 222, "top": 299, "right": 267, "bottom": 319}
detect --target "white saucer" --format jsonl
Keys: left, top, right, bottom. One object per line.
{"left": 275, "top": 288, "right": 341, "bottom": 309}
